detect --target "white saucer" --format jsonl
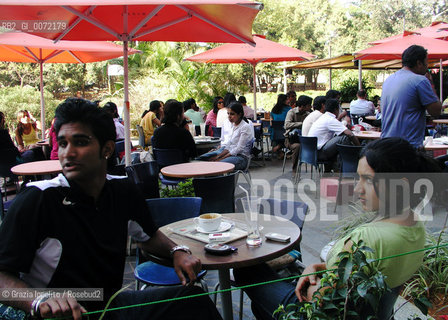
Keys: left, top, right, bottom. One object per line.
{"left": 196, "top": 221, "right": 233, "bottom": 234}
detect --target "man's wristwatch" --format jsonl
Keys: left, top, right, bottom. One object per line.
{"left": 30, "top": 293, "right": 51, "bottom": 318}
{"left": 169, "top": 245, "right": 192, "bottom": 256}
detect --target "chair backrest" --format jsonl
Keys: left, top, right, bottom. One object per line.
{"left": 125, "top": 161, "right": 160, "bottom": 199}
{"left": 270, "top": 120, "right": 285, "bottom": 142}
{"left": 336, "top": 144, "right": 363, "bottom": 174}
{"left": 253, "top": 122, "right": 262, "bottom": 141}
{"left": 113, "top": 139, "right": 125, "bottom": 164}
{"left": 108, "top": 164, "right": 126, "bottom": 176}
{"left": 235, "top": 198, "right": 308, "bottom": 230}
{"left": 193, "top": 173, "right": 236, "bottom": 214}
{"left": 145, "top": 197, "right": 202, "bottom": 228}
{"left": 136, "top": 125, "right": 146, "bottom": 147}
{"left": 299, "top": 136, "right": 318, "bottom": 167}
{"left": 212, "top": 127, "right": 221, "bottom": 138}
{"left": 152, "top": 148, "right": 185, "bottom": 169}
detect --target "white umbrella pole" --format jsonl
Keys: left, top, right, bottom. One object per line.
{"left": 283, "top": 68, "right": 287, "bottom": 94}
{"left": 123, "top": 40, "right": 131, "bottom": 166}
{"left": 252, "top": 64, "right": 257, "bottom": 115}
{"left": 39, "top": 61, "right": 45, "bottom": 139}
{"left": 440, "top": 59, "right": 443, "bottom": 102}
{"left": 358, "top": 60, "right": 362, "bottom": 90}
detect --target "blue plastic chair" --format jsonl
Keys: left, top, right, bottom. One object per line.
{"left": 134, "top": 197, "right": 207, "bottom": 289}
{"left": 192, "top": 172, "right": 237, "bottom": 214}
{"left": 295, "top": 136, "right": 329, "bottom": 184}
{"left": 136, "top": 125, "right": 149, "bottom": 148}
{"left": 211, "top": 126, "right": 221, "bottom": 138}
{"left": 152, "top": 148, "right": 186, "bottom": 186}
{"left": 334, "top": 144, "right": 363, "bottom": 211}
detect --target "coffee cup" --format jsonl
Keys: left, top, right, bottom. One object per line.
{"left": 194, "top": 213, "right": 222, "bottom": 232}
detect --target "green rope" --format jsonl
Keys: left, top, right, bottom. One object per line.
{"left": 49, "top": 242, "right": 448, "bottom": 319}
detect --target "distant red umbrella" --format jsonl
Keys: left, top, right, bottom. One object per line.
{"left": 355, "top": 34, "right": 448, "bottom": 60}
{"left": 370, "top": 22, "right": 448, "bottom": 45}
{"left": 0, "top": 31, "right": 140, "bottom": 134}
{"left": 186, "top": 35, "right": 315, "bottom": 111}
{"left": 0, "top": 0, "right": 262, "bottom": 164}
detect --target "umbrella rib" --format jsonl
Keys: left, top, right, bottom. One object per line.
{"left": 66, "top": 51, "right": 83, "bottom": 64}
{"left": 129, "top": 5, "right": 164, "bottom": 38}
{"left": 23, "top": 47, "right": 41, "bottom": 62}
{"left": 133, "top": 15, "right": 191, "bottom": 40}
{"left": 55, "top": 6, "right": 96, "bottom": 42}
{"left": 177, "top": 5, "right": 255, "bottom": 46}
{"left": 61, "top": 5, "right": 121, "bottom": 40}
{"left": 41, "top": 50, "right": 68, "bottom": 63}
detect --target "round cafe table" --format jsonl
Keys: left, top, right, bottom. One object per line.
{"left": 11, "top": 160, "right": 62, "bottom": 176}
{"left": 155, "top": 213, "right": 301, "bottom": 320}
{"left": 433, "top": 119, "right": 448, "bottom": 125}
{"left": 160, "top": 161, "right": 234, "bottom": 178}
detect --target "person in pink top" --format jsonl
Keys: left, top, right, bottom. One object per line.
{"left": 48, "top": 119, "right": 58, "bottom": 160}
{"left": 205, "top": 96, "right": 224, "bottom": 136}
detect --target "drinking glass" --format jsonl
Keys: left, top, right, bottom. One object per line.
{"left": 188, "top": 123, "right": 195, "bottom": 136}
{"left": 200, "top": 123, "right": 206, "bottom": 136}
{"left": 240, "top": 197, "right": 262, "bottom": 246}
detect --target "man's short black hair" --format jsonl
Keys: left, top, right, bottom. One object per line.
{"left": 296, "top": 95, "right": 312, "bottom": 107}
{"left": 357, "top": 90, "right": 367, "bottom": 98}
{"left": 313, "top": 96, "right": 326, "bottom": 111}
{"left": 286, "top": 90, "right": 296, "bottom": 98}
{"left": 238, "top": 96, "right": 247, "bottom": 104}
{"left": 402, "top": 45, "right": 427, "bottom": 68}
{"left": 163, "top": 99, "right": 183, "bottom": 124}
{"left": 325, "top": 89, "right": 341, "bottom": 99}
{"left": 54, "top": 98, "right": 116, "bottom": 148}
{"left": 325, "top": 98, "right": 340, "bottom": 114}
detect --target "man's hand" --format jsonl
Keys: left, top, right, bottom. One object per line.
{"left": 38, "top": 296, "right": 86, "bottom": 320}
{"left": 295, "top": 263, "right": 325, "bottom": 302}
{"left": 172, "top": 251, "right": 201, "bottom": 286}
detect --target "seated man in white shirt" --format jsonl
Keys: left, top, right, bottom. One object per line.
{"left": 350, "top": 90, "right": 375, "bottom": 118}
{"left": 302, "top": 96, "right": 326, "bottom": 136}
{"left": 308, "top": 99, "right": 360, "bottom": 170}
{"left": 238, "top": 96, "right": 255, "bottom": 120}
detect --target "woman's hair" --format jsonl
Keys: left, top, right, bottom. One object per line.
{"left": 223, "top": 92, "right": 236, "bottom": 108}
{"left": 103, "top": 102, "right": 119, "bottom": 118}
{"left": 16, "top": 110, "right": 37, "bottom": 137}
{"left": 361, "top": 137, "right": 443, "bottom": 215}
{"left": 149, "top": 100, "right": 161, "bottom": 113}
{"left": 54, "top": 98, "right": 116, "bottom": 148}
{"left": 212, "top": 96, "right": 223, "bottom": 114}
{"left": 162, "top": 99, "right": 183, "bottom": 125}
{"left": 229, "top": 101, "right": 248, "bottom": 123}
{"left": 272, "top": 94, "right": 288, "bottom": 114}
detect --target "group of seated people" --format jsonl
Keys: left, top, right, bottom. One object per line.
{"left": 0, "top": 98, "right": 438, "bottom": 320}
{"left": 267, "top": 89, "right": 381, "bottom": 172}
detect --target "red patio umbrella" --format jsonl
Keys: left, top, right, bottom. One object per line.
{"left": 355, "top": 34, "right": 448, "bottom": 60}
{"left": 186, "top": 35, "right": 315, "bottom": 112}
{"left": 0, "top": 0, "right": 262, "bottom": 165}
{"left": 0, "top": 31, "right": 140, "bottom": 135}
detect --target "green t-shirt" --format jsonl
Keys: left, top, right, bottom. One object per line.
{"left": 326, "top": 220, "right": 425, "bottom": 288}
{"left": 185, "top": 109, "right": 204, "bottom": 126}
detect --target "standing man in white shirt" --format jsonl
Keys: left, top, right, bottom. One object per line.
{"left": 308, "top": 99, "right": 360, "bottom": 170}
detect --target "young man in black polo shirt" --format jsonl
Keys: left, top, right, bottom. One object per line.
{"left": 0, "top": 98, "right": 221, "bottom": 320}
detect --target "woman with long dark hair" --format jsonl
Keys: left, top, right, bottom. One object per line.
{"left": 205, "top": 96, "right": 224, "bottom": 136}
{"left": 197, "top": 101, "right": 254, "bottom": 170}
{"left": 140, "top": 100, "right": 164, "bottom": 145}
{"left": 234, "top": 137, "right": 442, "bottom": 319}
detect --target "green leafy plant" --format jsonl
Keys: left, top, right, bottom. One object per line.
{"left": 274, "top": 241, "right": 391, "bottom": 320}
{"left": 160, "top": 179, "right": 195, "bottom": 198}
{"left": 337, "top": 78, "right": 373, "bottom": 103}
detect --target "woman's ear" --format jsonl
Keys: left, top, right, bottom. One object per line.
{"left": 102, "top": 140, "right": 115, "bottom": 160}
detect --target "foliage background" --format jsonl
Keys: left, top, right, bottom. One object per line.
{"left": 0, "top": 0, "right": 446, "bottom": 132}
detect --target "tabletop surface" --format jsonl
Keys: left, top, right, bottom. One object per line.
{"left": 354, "top": 130, "right": 381, "bottom": 139}
{"left": 158, "top": 213, "right": 301, "bottom": 270}
{"left": 364, "top": 116, "right": 377, "bottom": 121}
{"left": 11, "top": 160, "right": 62, "bottom": 175}
{"left": 160, "top": 161, "right": 234, "bottom": 178}
{"left": 433, "top": 119, "right": 448, "bottom": 124}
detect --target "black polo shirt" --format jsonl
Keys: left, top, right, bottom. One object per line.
{"left": 0, "top": 174, "right": 157, "bottom": 311}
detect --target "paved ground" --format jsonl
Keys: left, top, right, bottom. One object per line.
{"left": 123, "top": 153, "right": 445, "bottom": 319}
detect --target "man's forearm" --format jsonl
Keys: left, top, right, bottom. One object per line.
{"left": 0, "top": 271, "right": 33, "bottom": 313}
{"left": 139, "top": 230, "right": 177, "bottom": 259}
